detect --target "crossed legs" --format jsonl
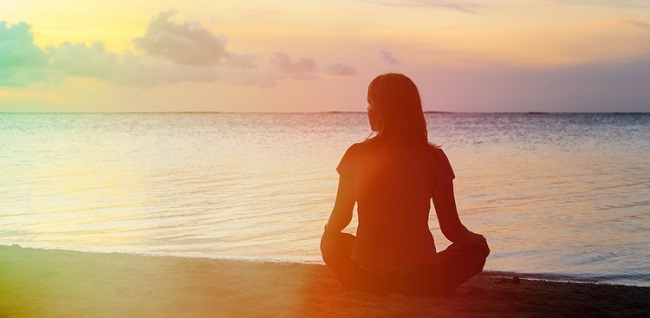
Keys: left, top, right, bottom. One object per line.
{"left": 321, "top": 232, "right": 486, "bottom": 296}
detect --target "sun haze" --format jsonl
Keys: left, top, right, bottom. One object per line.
{"left": 1, "top": 0, "right": 649, "bottom": 112}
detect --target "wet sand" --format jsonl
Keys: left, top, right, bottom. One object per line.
{"left": 0, "top": 245, "right": 647, "bottom": 317}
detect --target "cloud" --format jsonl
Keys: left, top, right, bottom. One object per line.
{"left": 121, "top": 11, "right": 269, "bottom": 86}
{"left": 0, "top": 21, "right": 48, "bottom": 68}
{"left": 327, "top": 63, "right": 358, "bottom": 76}
{"left": 0, "top": 14, "right": 274, "bottom": 87}
{"left": 380, "top": 50, "right": 402, "bottom": 65}
{"left": 0, "top": 13, "right": 349, "bottom": 88}
{"left": 134, "top": 10, "right": 230, "bottom": 65}
{"left": 628, "top": 20, "right": 650, "bottom": 29}
{"left": 109, "top": 52, "right": 274, "bottom": 87}
{"left": 269, "top": 52, "right": 318, "bottom": 79}
{"left": 0, "top": 21, "right": 49, "bottom": 86}
{"left": 49, "top": 42, "right": 118, "bottom": 77}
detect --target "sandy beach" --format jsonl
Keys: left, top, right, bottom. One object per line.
{"left": 0, "top": 245, "right": 647, "bottom": 317}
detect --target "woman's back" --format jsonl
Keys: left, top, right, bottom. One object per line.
{"left": 337, "top": 140, "right": 455, "bottom": 266}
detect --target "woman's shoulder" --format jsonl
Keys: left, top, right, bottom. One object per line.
{"left": 345, "top": 141, "right": 367, "bottom": 153}
{"left": 340, "top": 142, "right": 370, "bottom": 162}
{"left": 430, "top": 144, "right": 451, "bottom": 159}
{"left": 351, "top": 139, "right": 382, "bottom": 151}
{"left": 350, "top": 139, "right": 446, "bottom": 156}
{"left": 426, "top": 144, "right": 455, "bottom": 178}
{"left": 424, "top": 143, "right": 446, "bottom": 155}
{"left": 413, "top": 142, "right": 443, "bottom": 157}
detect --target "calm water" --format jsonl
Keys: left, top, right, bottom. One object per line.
{"left": 1, "top": 112, "right": 649, "bottom": 286}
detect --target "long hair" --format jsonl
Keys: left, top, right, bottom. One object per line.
{"left": 367, "top": 73, "right": 429, "bottom": 146}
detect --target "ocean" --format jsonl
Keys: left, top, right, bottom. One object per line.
{"left": 1, "top": 112, "right": 648, "bottom": 286}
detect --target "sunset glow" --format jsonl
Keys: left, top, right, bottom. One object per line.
{"left": 1, "top": 0, "right": 649, "bottom": 112}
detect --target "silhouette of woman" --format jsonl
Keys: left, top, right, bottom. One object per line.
{"left": 321, "top": 73, "right": 489, "bottom": 296}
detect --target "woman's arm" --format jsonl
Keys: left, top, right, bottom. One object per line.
{"left": 324, "top": 176, "right": 355, "bottom": 234}
{"left": 432, "top": 181, "right": 470, "bottom": 243}
{"left": 433, "top": 181, "right": 490, "bottom": 255}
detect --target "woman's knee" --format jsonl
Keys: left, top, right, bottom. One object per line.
{"left": 438, "top": 244, "right": 487, "bottom": 288}
{"left": 321, "top": 231, "right": 354, "bottom": 249}
{"left": 321, "top": 232, "right": 356, "bottom": 280}
{"left": 321, "top": 232, "right": 355, "bottom": 262}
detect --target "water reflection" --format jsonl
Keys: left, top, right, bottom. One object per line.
{"left": 0, "top": 113, "right": 648, "bottom": 285}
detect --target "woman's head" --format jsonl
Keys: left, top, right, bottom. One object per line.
{"left": 367, "top": 73, "right": 428, "bottom": 145}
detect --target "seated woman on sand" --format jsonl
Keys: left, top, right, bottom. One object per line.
{"left": 321, "top": 73, "right": 490, "bottom": 296}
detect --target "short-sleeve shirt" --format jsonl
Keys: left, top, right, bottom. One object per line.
{"left": 337, "top": 140, "right": 455, "bottom": 265}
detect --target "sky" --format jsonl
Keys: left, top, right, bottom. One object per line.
{"left": 1, "top": 0, "right": 649, "bottom": 112}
